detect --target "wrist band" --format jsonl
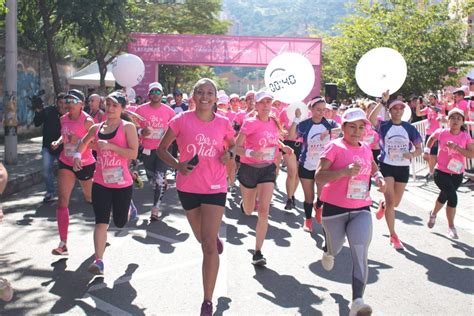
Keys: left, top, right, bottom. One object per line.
{"left": 138, "top": 128, "right": 143, "bottom": 135}
{"left": 245, "top": 149, "right": 253, "bottom": 157}
{"left": 373, "top": 171, "right": 383, "bottom": 181}
{"left": 73, "top": 152, "right": 82, "bottom": 160}
{"left": 424, "top": 147, "right": 431, "bottom": 154}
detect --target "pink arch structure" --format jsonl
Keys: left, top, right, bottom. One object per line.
{"left": 128, "top": 33, "right": 322, "bottom": 99}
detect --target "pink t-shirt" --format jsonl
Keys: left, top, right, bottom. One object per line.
{"left": 362, "top": 126, "right": 380, "bottom": 150}
{"left": 239, "top": 117, "right": 280, "bottom": 164}
{"left": 431, "top": 128, "right": 473, "bottom": 174}
{"left": 320, "top": 138, "right": 374, "bottom": 209}
{"left": 279, "top": 109, "right": 303, "bottom": 142}
{"left": 126, "top": 105, "right": 138, "bottom": 113}
{"left": 234, "top": 110, "right": 255, "bottom": 127}
{"left": 420, "top": 106, "right": 444, "bottom": 135}
{"left": 169, "top": 111, "right": 234, "bottom": 194}
{"left": 59, "top": 111, "right": 95, "bottom": 167}
{"left": 226, "top": 110, "right": 239, "bottom": 125}
{"left": 93, "top": 121, "right": 133, "bottom": 188}
{"left": 91, "top": 110, "right": 106, "bottom": 124}
{"left": 455, "top": 100, "right": 469, "bottom": 121}
{"left": 135, "top": 102, "right": 175, "bottom": 149}
{"left": 333, "top": 114, "right": 342, "bottom": 125}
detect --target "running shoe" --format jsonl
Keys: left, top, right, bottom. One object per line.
{"left": 0, "top": 277, "right": 14, "bottom": 302}
{"left": 447, "top": 227, "right": 459, "bottom": 239}
{"left": 321, "top": 252, "right": 334, "bottom": 271}
{"left": 52, "top": 242, "right": 68, "bottom": 256}
{"left": 390, "top": 234, "right": 404, "bottom": 250}
{"left": 291, "top": 196, "right": 296, "bottom": 209}
{"left": 427, "top": 211, "right": 436, "bottom": 228}
{"left": 375, "top": 200, "right": 385, "bottom": 220}
{"left": 252, "top": 250, "right": 267, "bottom": 266}
{"left": 200, "top": 300, "right": 213, "bottom": 316}
{"left": 284, "top": 199, "right": 293, "bottom": 210}
{"left": 150, "top": 207, "right": 160, "bottom": 221}
{"left": 88, "top": 260, "right": 104, "bottom": 275}
{"left": 303, "top": 218, "right": 313, "bottom": 232}
{"left": 349, "top": 298, "right": 372, "bottom": 316}
{"left": 43, "top": 193, "right": 54, "bottom": 203}
{"left": 216, "top": 236, "right": 224, "bottom": 255}
{"left": 314, "top": 204, "right": 322, "bottom": 224}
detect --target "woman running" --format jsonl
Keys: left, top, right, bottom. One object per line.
{"left": 425, "top": 108, "right": 473, "bottom": 238}
{"left": 368, "top": 92, "right": 423, "bottom": 250}
{"left": 316, "top": 108, "right": 386, "bottom": 316}
{"left": 50, "top": 89, "right": 95, "bottom": 256}
{"left": 73, "top": 91, "right": 138, "bottom": 275}
{"left": 235, "top": 90, "right": 293, "bottom": 266}
{"left": 157, "top": 78, "right": 235, "bottom": 316}
{"left": 289, "top": 96, "right": 339, "bottom": 232}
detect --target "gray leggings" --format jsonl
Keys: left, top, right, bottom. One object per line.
{"left": 322, "top": 210, "right": 372, "bottom": 300}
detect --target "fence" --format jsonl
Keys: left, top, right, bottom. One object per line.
{"left": 411, "top": 120, "right": 474, "bottom": 180}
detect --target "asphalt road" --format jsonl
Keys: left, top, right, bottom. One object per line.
{"left": 0, "top": 168, "right": 473, "bottom": 315}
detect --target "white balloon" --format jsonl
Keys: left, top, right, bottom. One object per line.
{"left": 286, "top": 101, "right": 309, "bottom": 122}
{"left": 126, "top": 87, "right": 136, "bottom": 102}
{"left": 264, "top": 53, "right": 315, "bottom": 104}
{"left": 401, "top": 104, "right": 412, "bottom": 122}
{"left": 355, "top": 47, "right": 407, "bottom": 98}
{"left": 112, "top": 54, "right": 145, "bottom": 88}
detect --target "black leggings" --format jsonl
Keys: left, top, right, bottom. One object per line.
{"left": 92, "top": 183, "right": 133, "bottom": 227}
{"left": 434, "top": 169, "right": 463, "bottom": 208}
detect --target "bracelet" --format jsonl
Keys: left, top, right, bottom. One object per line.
{"left": 245, "top": 149, "right": 254, "bottom": 157}
{"left": 373, "top": 171, "right": 383, "bottom": 181}
{"left": 423, "top": 147, "right": 431, "bottom": 154}
{"left": 73, "top": 152, "right": 82, "bottom": 160}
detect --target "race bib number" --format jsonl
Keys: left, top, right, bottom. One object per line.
{"left": 102, "top": 167, "right": 125, "bottom": 184}
{"left": 388, "top": 148, "right": 407, "bottom": 162}
{"left": 261, "top": 147, "right": 277, "bottom": 161}
{"left": 142, "top": 148, "right": 151, "bottom": 156}
{"left": 148, "top": 128, "right": 165, "bottom": 140}
{"left": 64, "top": 143, "right": 76, "bottom": 157}
{"left": 447, "top": 159, "right": 463, "bottom": 174}
{"left": 347, "top": 179, "right": 369, "bottom": 200}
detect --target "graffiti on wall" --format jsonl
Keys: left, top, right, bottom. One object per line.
{"left": 17, "top": 61, "right": 40, "bottom": 126}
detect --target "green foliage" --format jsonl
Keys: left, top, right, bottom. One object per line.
{"left": 320, "top": 0, "right": 473, "bottom": 98}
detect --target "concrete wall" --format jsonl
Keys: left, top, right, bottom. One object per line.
{"left": 0, "top": 44, "right": 74, "bottom": 137}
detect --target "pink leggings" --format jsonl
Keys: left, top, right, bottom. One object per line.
{"left": 56, "top": 207, "right": 69, "bottom": 242}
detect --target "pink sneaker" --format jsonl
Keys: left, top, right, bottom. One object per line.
{"left": 427, "top": 211, "right": 436, "bottom": 229}
{"left": 314, "top": 204, "right": 322, "bottom": 224}
{"left": 303, "top": 218, "right": 313, "bottom": 232}
{"left": 375, "top": 200, "right": 385, "bottom": 220}
{"left": 52, "top": 242, "right": 68, "bottom": 256}
{"left": 390, "top": 234, "right": 404, "bottom": 250}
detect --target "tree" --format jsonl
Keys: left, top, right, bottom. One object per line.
{"left": 320, "top": 0, "right": 473, "bottom": 98}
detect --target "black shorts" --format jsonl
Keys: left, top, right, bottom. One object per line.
{"left": 92, "top": 183, "right": 133, "bottom": 227}
{"left": 238, "top": 163, "right": 277, "bottom": 189}
{"left": 177, "top": 190, "right": 227, "bottom": 211}
{"left": 322, "top": 202, "right": 371, "bottom": 217}
{"left": 58, "top": 160, "right": 95, "bottom": 181}
{"left": 372, "top": 149, "right": 380, "bottom": 165}
{"left": 283, "top": 140, "right": 302, "bottom": 160}
{"left": 298, "top": 164, "right": 316, "bottom": 180}
{"left": 379, "top": 162, "right": 410, "bottom": 183}
{"left": 425, "top": 135, "right": 438, "bottom": 155}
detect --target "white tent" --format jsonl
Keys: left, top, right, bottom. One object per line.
{"left": 68, "top": 61, "right": 115, "bottom": 87}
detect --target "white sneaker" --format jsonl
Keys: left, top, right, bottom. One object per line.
{"left": 349, "top": 298, "right": 372, "bottom": 316}
{"left": 447, "top": 227, "right": 459, "bottom": 239}
{"left": 321, "top": 252, "right": 334, "bottom": 271}
{"left": 0, "top": 278, "right": 14, "bottom": 302}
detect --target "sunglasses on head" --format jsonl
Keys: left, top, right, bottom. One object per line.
{"left": 65, "top": 98, "right": 80, "bottom": 104}
{"left": 149, "top": 90, "right": 162, "bottom": 95}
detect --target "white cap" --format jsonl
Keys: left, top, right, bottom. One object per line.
{"left": 217, "top": 95, "right": 230, "bottom": 105}
{"left": 448, "top": 108, "right": 464, "bottom": 118}
{"left": 245, "top": 90, "right": 256, "bottom": 97}
{"left": 148, "top": 82, "right": 163, "bottom": 93}
{"left": 388, "top": 100, "right": 406, "bottom": 110}
{"left": 255, "top": 90, "right": 273, "bottom": 102}
{"left": 342, "top": 108, "right": 370, "bottom": 124}
{"left": 229, "top": 93, "right": 239, "bottom": 100}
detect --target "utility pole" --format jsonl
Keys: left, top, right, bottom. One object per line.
{"left": 3, "top": 0, "right": 18, "bottom": 164}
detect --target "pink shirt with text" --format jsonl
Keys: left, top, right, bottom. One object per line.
{"left": 239, "top": 117, "right": 280, "bottom": 164}
{"left": 93, "top": 121, "right": 133, "bottom": 188}
{"left": 420, "top": 106, "right": 444, "bottom": 135}
{"left": 169, "top": 111, "right": 234, "bottom": 194}
{"left": 59, "top": 111, "right": 95, "bottom": 166}
{"left": 320, "top": 138, "right": 374, "bottom": 209}
{"left": 135, "top": 102, "right": 175, "bottom": 149}
{"left": 431, "top": 128, "right": 472, "bottom": 174}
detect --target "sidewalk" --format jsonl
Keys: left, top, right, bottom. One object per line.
{"left": 1, "top": 136, "right": 43, "bottom": 197}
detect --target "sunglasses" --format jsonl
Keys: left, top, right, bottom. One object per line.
{"left": 65, "top": 98, "right": 80, "bottom": 104}
{"left": 149, "top": 90, "right": 162, "bottom": 95}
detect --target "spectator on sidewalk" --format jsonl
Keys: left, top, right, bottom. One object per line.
{"left": 0, "top": 162, "right": 14, "bottom": 302}
{"left": 33, "top": 92, "right": 68, "bottom": 202}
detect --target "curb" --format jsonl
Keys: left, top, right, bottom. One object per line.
{"left": 3, "top": 170, "right": 43, "bottom": 198}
